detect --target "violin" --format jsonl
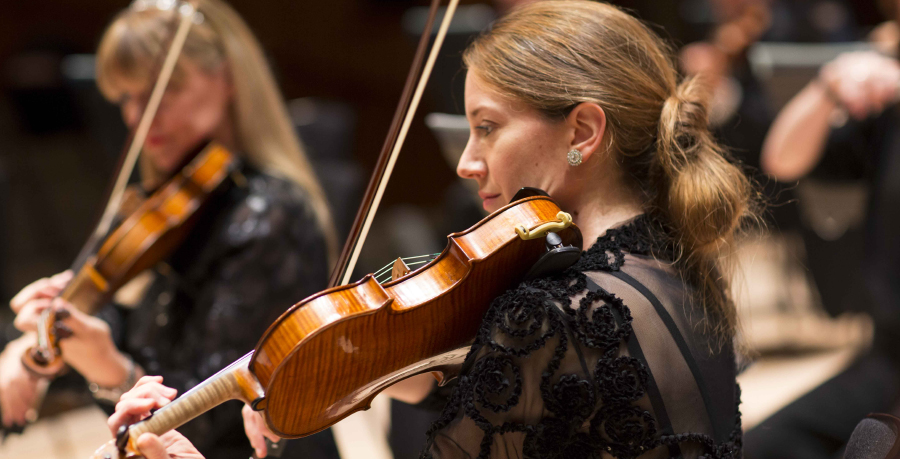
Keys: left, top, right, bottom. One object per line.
{"left": 23, "top": 142, "right": 237, "bottom": 377}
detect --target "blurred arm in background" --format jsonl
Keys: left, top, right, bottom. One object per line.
{"left": 762, "top": 51, "right": 900, "bottom": 181}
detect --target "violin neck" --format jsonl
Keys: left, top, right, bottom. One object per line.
{"left": 60, "top": 262, "right": 109, "bottom": 313}
{"left": 126, "top": 353, "right": 263, "bottom": 449}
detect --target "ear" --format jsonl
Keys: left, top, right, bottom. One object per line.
{"left": 565, "top": 102, "right": 607, "bottom": 164}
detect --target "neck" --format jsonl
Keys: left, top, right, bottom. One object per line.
{"left": 565, "top": 174, "right": 644, "bottom": 248}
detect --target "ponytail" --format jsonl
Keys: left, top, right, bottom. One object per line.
{"left": 655, "top": 76, "right": 754, "bottom": 336}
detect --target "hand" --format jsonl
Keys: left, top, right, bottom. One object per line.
{"left": 15, "top": 296, "right": 128, "bottom": 388}
{"left": 132, "top": 431, "right": 206, "bottom": 459}
{"left": 680, "top": 41, "right": 729, "bottom": 86}
{"left": 10, "top": 271, "right": 72, "bottom": 314}
{"left": 0, "top": 336, "right": 42, "bottom": 428}
{"left": 819, "top": 51, "right": 900, "bottom": 120}
{"left": 108, "top": 376, "right": 178, "bottom": 436}
{"left": 107, "top": 376, "right": 202, "bottom": 459}
{"left": 242, "top": 403, "right": 280, "bottom": 458}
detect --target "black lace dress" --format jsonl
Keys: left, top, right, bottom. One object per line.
{"left": 421, "top": 216, "right": 742, "bottom": 459}
{"left": 99, "top": 166, "right": 339, "bottom": 459}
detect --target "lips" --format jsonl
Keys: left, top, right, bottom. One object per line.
{"left": 478, "top": 191, "right": 500, "bottom": 201}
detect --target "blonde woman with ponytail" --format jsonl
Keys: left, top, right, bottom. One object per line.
{"left": 0, "top": 1, "right": 341, "bottom": 458}
{"left": 109, "top": 2, "right": 755, "bottom": 458}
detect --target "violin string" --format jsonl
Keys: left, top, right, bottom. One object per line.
{"left": 373, "top": 253, "right": 440, "bottom": 283}
{"left": 373, "top": 254, "right": 440, "bottom": 278}
{"left": 372, "top": 253, "right": 440, "bottom": 277}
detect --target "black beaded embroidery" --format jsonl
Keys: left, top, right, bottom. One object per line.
{"left": 421, "top": 216, "right": 742, "bottom": 459}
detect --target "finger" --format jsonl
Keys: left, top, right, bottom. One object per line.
{"left": 131, "top": 375, "right": 165, "bottom": 390}
{"left": 13, "top": 299, "right": 54, "bottom": 332}
{"left": 108, "top": 397, "right": 155, "bottom": 435}
{"left": 136, "top": 433, "right": 172, "bottom": 459}
{"left": 254, "top": 436, "right": 267, "bottom": 458}
{"left": 262, "top": 422, "right": 280, "bottom": 443}
{"left": 10, "top": 278, "right": 52, "bottom": 312}
{"left": 48, "top": 271, "right": 73, "bottom": 289}
{"left": 119, "top": 375, "right": 165, "bottom": 400}
{"left": 242, "top": 405, "right": 265, "bottom": 457}
{"left": 158, "top": 431, "right": 202, "bottom": 457}
{"left": 119, "top": 381, "right": 177, "bottom": 406}
{"left": 9, "top": 272, "right": 71, "bottom": 313}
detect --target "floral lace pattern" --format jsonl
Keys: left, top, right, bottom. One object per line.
{"left": 421, "top": 216, "right": 742, "bottom": 459}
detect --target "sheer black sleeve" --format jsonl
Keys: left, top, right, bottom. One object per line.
{"left": 421, "top": 218, "right": 742, "bottom": 459}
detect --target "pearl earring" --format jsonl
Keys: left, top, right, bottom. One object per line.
{"left": 567, "top": 149, "right": 583, "bottom": 166}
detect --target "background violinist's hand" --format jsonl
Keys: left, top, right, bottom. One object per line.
{"left": 10, "top": 271, "right": 72, "bottom": 314}
{"left": 0, "top": 335, "right": 41, "bottom": 428}
{"left": 242, "top": 403, "right": 280, "bottom": 458}
{"left": 15, "top": 297, "right": 130, "bottom": 388}
{"left": 819, "top": 51, "right": 900, "bottom": 120}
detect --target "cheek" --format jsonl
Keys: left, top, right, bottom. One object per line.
{"left": 166, "top": 88, "right": 226, "bottom": 142}
{"left": 493, "top": 128, "right": 561, "bottom": 195}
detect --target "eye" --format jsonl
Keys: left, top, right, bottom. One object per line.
{"left": 475, "top": 125, "right": 494, "bottom": 135}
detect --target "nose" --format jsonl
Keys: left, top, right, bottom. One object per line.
{"left": 456, "top": 139, "right": 486, "bottom": 180}
{"left": 120, "top": 98, "right": 145, "bottom": 129}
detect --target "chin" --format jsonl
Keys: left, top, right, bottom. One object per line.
{"left": 482, "top": 198, "right": 503, "bottom": 213}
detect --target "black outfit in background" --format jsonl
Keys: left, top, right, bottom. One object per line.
{"left": 744, "top": 107, "right": 900, "bottom": 459}
{"left": 99, "top": 166, "right": 340, "bottom": 459}
{"left": 420, "top": 217, "right": 743, "bottom": 459}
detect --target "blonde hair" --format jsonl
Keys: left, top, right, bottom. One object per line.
{"left": 96, "top": 0, "right": 337, "bottom": 262}
{"left": 464, "top": 1, "right": 756, "bottom": 340}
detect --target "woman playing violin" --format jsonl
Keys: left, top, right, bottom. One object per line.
{"left": 109, "top": 2, "right": 754, "bottom": 458}
{"left": 0, "top": 1, "right": 339, "bottom": 458}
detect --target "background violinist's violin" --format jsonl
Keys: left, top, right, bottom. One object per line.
{"left": 23, "top": 142, "right": 237, "bottom": 376}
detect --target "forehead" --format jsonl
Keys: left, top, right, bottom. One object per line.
{"left": 465, "top": 71, "right": 514, "bottom": 117}
{"left": 464, "top": 71, "right": 541, "bottom": 121}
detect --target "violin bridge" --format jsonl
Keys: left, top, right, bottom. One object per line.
{"left": 390, "top": 258, "right": 410, "bottom": 281}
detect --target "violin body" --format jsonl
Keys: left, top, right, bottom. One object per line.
{"left": 23, "top": 142, "right": 237, "bottom": 376}
{"left": 250, "top": 195, "right": 580, "bottom": 437}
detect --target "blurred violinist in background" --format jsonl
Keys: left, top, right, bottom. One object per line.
{"left": 744, "top": 0, "right": 900, "bottom": 457}
{"left": 0, "top": 1, "right": 340, "bottom": 458}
